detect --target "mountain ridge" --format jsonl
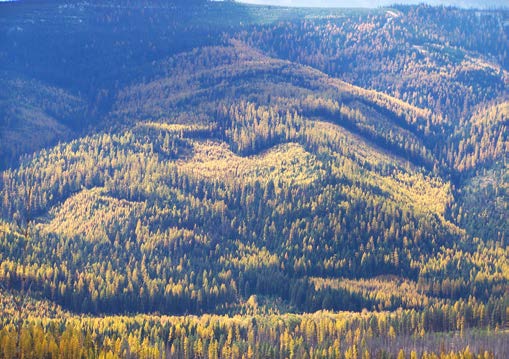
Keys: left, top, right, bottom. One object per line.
{"left": 0, "top": 1, "right": 507, "bottom": 357}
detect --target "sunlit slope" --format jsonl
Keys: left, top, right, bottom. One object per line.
{"left": 0, "top": 2, "right": 506, "bottom": 320}
{"left": 0, "top": 2, "right": 508, "bottom": 357}
{"left": 113, "top": 42, "right": 437, "bottom": 168}
{"left": 0, "top": 0, "right": 381, "bottom": 167}
{"left": 2, "top": 56, "right": 462, "bottom": 313}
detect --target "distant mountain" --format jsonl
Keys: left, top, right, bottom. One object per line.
{"left": 237, "top": 0, "right": 509, "bottom": 9}
{"left": 0, "top": 1, "right": 508, "bottom": 357}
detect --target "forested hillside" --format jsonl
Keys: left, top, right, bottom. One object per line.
{"left": 0, "top": 0, "right": 507, "bottom": 357}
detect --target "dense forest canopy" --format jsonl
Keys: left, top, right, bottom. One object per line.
{"left": 0, "top": 0, "right": 507, "bottom": 357}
